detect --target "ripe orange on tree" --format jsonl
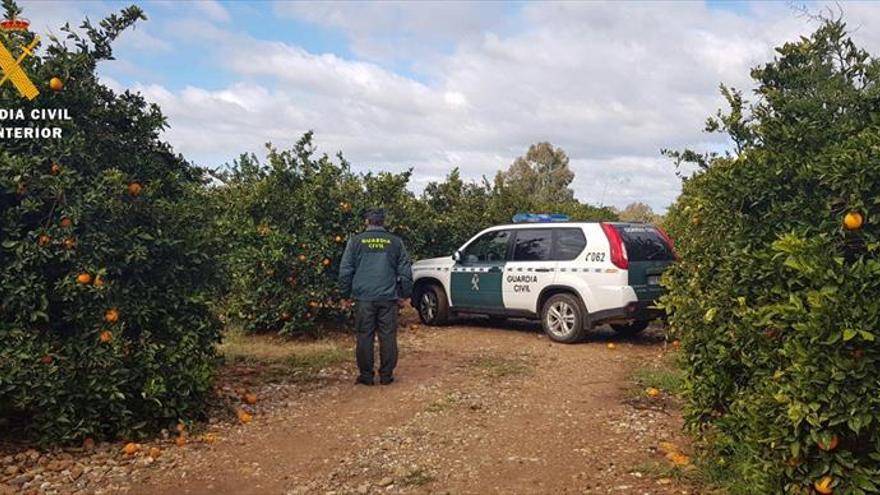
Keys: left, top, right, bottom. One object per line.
{"left": 818, "top": 435, "right": 839, "bottom": 452}
{"left": 62, "top": 237, "right": 77, "bottom": 250}
{"left": 40, "top": 355, "right": 53, "bottom": 365}
{"left": 99, "top": 330, "right": 112, "bottom": 344}
{"left": 50, "top": 162, "right": 61, "bottom": 175}
{"left": 322, "top": 258, "right": 331, "bottom": 266}
{"left": 297, "top": 254, "right": 306, "bottom": 262}
{"left": 37, "top": 234, "right": 50, "bottom": 246}
{"left": 105, "top": 308, "right": 119, "bottom": 324}
{"left": 844, "top": 211, "right": 863, "bottom": 230}
{"left": 814, "top": 476, "right": 834, "bottom": 495}
{"left": 76, "top": 272, "right": 92, "bottom": 285}
{"left": 49, "top": 77, "right": 63, "bottom": 91}
{"left": 59, "top": 217, "right": 72, "bottom": 228}
{"left": 128, "top": 182, "right": 142, "bottom": 197}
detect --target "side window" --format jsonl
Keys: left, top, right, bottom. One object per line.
{"left": 554, "top": 228, "right": 586, "bottom": 261}
{"left": 512, "top": 229, "right": 553, "bottom": 262}
{"left": 461, "top": 230, "right": 511, "bottom": 263}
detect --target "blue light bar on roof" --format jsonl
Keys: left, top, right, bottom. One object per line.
{"left": 512, "top": 213, "right": 570, "bottom": 223}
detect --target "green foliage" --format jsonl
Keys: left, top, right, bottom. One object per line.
{"left": 496, "top": 141, "right": 575, "bottom": 204}
{"left": 617, "top": 201, "right": 662, "bottom": 224}
{"left": 210, "top": 134, "right": 418, "bottom": 335}
{"left": 0, "top": 4, "right": 221, "bottom": 443}
{"left": 662, "top": 21, "right": 880, "bottom": 494}
{"left": 213, "top": 141, "right": 617, "bottom": 336}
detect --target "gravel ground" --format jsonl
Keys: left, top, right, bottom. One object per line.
{"left": 1, "top": 314, "right": 697, "bottom": 495}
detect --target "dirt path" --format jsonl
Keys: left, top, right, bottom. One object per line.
{"left": 123, "top": 317, "right": 694, "bottom": 495}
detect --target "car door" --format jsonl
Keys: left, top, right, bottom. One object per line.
{"left": 503, "top": 228, "right": 557, "bottom": 312}
{"left": 616, "top": 224, "right": 676, "bottom": 302}
{"left": 450, "top": 229, "right": 511, "bottom": 310}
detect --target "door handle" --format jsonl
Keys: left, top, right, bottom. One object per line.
{"left": 535, "top": 268, "right": 551, "bottom": 272}
{"left": 488, "top": 266, "right": 502, "bottom": 273}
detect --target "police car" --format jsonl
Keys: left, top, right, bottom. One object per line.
{"left": 410, "top": 214, "right": 675, "bottom": 343}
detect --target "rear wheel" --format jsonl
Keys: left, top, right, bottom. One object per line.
{"left": 540, "top": 293, "right": 586, "bottom": 343}
{"left": 416, "top": 284, "right": 449, "bottom": 326}
{"left": 611, "top": 320, "right": 649, "bottom": 336}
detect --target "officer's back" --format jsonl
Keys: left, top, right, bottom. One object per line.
{"left": 343, "top": 228, "right": 408, "bottom": 301}
{"left": 338, "top": 209, "right": 412, "bottom": 386}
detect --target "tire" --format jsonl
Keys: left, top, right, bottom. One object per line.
{"left": 415, "top": 284, "right": 449, "bottom": 326}
{"left": 540, "top": 293, "right": 586, "bottom": 343}
{"left": 611, "top": 320, "right": 649, "bottom": 336}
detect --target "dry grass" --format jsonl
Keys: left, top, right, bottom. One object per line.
{"left": 627, "top": 351, "right": 686, "bottom": 399}
{"left": 220, "top": 328, "right": 350, "bottom": 374}
{"left": 471, "top": 353, "right": 533, "bottom": 378}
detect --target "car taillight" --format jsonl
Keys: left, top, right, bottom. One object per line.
{"left": 655, "top": 226, "right": 678, "bottom": 260}
{"left": 600, "top": 223, "right": 628, "bottom": 269}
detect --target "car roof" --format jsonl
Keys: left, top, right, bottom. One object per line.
{"left": 488, "top": 222, "right": 594, "bottom": 229}
{"left": 485, "top": 221, "right": 654, "bottom": 229}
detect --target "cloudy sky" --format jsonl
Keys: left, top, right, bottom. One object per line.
{"left": 18, "top": 1, "right": 880, "bottom": 210}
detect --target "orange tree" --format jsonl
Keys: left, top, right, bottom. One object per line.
{"left": 662, "top": 21, "right": 880, "bottom": 494}
{"left": 0, "top": 2, "right": 220, "bottom": 443}
{"left": 215, "top": 141, "right": 619, "bottom": 336}
{"left": 211, "top": 134, "right": 417, "bottom": 335}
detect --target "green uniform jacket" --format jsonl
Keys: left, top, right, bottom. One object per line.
{"left": 338, "top": 226, "right": 413, "bottom": 301}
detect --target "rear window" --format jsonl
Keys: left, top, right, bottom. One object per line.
{"left": 554, "top": 228, "right": 586, "bottom": 260}
{"left": 619, "top": 225, "right": 674, "bottom": 261}
{"left": 512, "top": 229, "right": 553, "bottom": 261}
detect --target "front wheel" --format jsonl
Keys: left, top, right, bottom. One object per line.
{"left": 610, "top": 320, "right": 649, "bottom": 336}
{"left": 415, "top": 284, "right": 449, "bottom": 326}
{"left": 540, "top": 293, "right": 586, "bottom": 343}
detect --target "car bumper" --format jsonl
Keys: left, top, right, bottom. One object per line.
{"left": 588, "top": 300, "right": 665, "bottom": 326}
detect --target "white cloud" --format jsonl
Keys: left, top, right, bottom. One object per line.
{"left": 272, "top": 1, "right": 508, "bottom": 64}
{"left": 90, "top": 2, "right": 880, "bottom": 211}
{"left": 192, "top": 0, "right": 231, "bottom": 23}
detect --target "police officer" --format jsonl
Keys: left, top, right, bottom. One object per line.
{"left": 338, "top": 208, "right": 413, "bottom": 385}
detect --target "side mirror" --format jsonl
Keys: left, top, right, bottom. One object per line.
{"left": 452, "top": 250, "right": 461, "bottom": 262}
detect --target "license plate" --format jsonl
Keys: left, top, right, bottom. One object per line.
{"left": 648, "top": 275, "right": 661, "bottom": 286}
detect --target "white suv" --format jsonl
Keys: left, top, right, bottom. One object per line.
{"left": 410, "top": 218, "right": 675, "bottom": 343}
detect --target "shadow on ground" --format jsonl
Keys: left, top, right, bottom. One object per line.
{"left": 448, "top": 314, "right": 671, "bottom": 346}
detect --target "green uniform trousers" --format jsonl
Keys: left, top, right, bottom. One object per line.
{"left": 355, "top": 300, "right": 398, "bottom": 380}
